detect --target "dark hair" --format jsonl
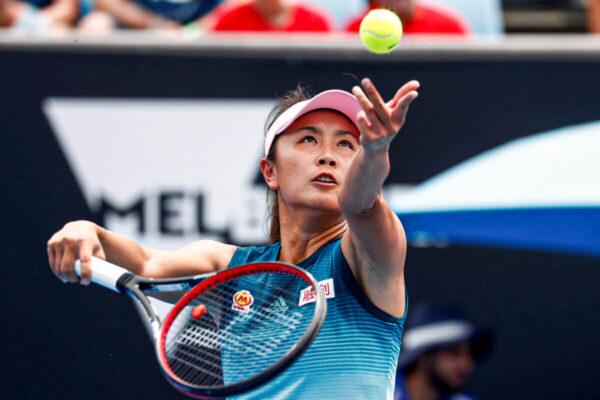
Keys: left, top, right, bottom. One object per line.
{"left": 264, "top": 84, "right": 313, "bottom": 243}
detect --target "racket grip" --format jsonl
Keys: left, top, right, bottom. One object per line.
{"left": 74, "top": 257, "right": 130, "bottom": 292}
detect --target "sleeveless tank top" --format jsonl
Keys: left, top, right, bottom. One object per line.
{"left": 225, "top": 238, "right": 407, "bottom": 399}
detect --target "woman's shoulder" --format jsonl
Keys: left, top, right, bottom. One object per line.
{"left": 238, "top": 241, "right": 280, "bottom": 255}
{"left": 229, "top": 241, "right": 281, "bottom": 267}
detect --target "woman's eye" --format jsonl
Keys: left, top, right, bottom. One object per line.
{"left": 339, "top": 140, "right": 354, "bottom": 149}
{"left": 301, "top": 136, "right": 316, "bottom": 143}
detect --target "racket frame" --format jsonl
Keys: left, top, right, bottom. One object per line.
{"left": 75, "top": 258, "right": 215, "bottom": 339}
{"left": 75, "top": 258, "right": 326, "bottom": 398}
{"left": 156, "top": 262, "right": 326, "bottom": 399}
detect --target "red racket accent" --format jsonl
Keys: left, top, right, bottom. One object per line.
{"left": 191, "top": 304, "right": 207, "bottom": 320}
{"left": 157, "top": 262, "right": 315, "bottom": 391}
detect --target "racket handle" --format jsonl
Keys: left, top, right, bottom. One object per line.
{"left": 74, "top": 257, "right": 130, "bottom": 292}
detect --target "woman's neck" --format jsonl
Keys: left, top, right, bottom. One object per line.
{"left": 277, "top": 204, "right": 348, "bottom": 264}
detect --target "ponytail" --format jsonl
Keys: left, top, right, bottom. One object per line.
{"left": 263, "top": 84, "right": 313, "bottom": 243}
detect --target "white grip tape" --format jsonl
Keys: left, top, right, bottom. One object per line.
{"left": 74, "top": 257, "right": 129, "bottom": 292}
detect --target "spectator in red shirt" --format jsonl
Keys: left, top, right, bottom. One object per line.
{"left": 345, "top": 0, "right": 469, "bottom": 35}
{"left": 211, "top": 0, "right": 332, "bottom": 32}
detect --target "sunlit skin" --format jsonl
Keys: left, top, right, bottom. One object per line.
{"left": 260, "top": 110, "right": 361, "bottom": 263}
{"left": 264, "top": 110, "right": 360, "bottom": 212}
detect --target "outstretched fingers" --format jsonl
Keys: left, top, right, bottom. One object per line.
{"left": 360, "top": 78, "right": 396, "bottom": 133}
{"left": 352, "top": 84, "right": 385, "bottom": 135}
{"left": 353, "top": 78, "right": 420, "bottom": 137}
{"left": 389, "top": 80, "right": 420, "bottom": 109}
{"left": 392, "top": 90, "right": 419, "bottom": 126}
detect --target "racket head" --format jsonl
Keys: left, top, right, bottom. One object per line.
{"left": 156, "top": 262, "right": 326, "bottom": 398}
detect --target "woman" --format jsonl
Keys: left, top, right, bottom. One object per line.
{"left": 47, "top": 77, "right": 419, "bottom": 399}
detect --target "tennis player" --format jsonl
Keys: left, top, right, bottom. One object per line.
{"left": 47, "top": 77, "right": 419, "bottom": 399}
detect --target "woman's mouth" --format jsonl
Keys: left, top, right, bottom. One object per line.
{"left": 312, "top": 173, "right": 337, "bottom": 187}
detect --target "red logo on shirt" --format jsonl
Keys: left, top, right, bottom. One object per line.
{"left": 232, "top": 290, "right": 254, "bottom": 313}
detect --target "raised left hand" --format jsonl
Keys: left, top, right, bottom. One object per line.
{"left": 352, "top": 78, "right": 419, "bottom": 152}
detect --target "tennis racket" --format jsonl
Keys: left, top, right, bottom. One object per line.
{"left": 73, "top": 257, "right": 326, "bottom": 398}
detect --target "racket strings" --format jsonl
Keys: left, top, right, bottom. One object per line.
{"left": 170, "top": 315, "right": 303, "bottom": 387}
{"left": 165, "top": 288, "right": 295, "bottom": 357}
{"left": 170, "top": 316, "right": 293, "bottom": 385}
{"left": 165, "top": 274, "right": 304, "bottom": 353}
{"left": 167, "top": 304, "right": 226, "bottom": 386}
{"left": 166, "top": 283, "right": 304, "bottom": 359}
{"left": 169, "top": 318, "right": 294, "bottom": 386}
{"left": 170, "top": 349, "right": 224, "bottom": 382}
{"left": 163, "top": 271, "right": 315, "bottom": 388}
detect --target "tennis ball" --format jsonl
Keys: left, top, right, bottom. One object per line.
{"left": 359, "top": 9, "right": 403, "bottom": 54}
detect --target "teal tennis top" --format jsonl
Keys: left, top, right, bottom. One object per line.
{"left": 226, "top": 238, "right": 407, "bottom": 400}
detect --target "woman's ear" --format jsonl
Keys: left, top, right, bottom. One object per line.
{"left": 260, "top": 157, "right": 279, "bottom": 191}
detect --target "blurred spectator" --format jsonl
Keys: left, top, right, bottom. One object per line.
{"left": 588, "top": 0, "right": 600, "bottom": 32}
{"left": 78, "top": 0, "right": 222, "bottom": 32}
{"left": 0, "top": 0, "right": 78, "bottom": 31}
{"left": 395, "top": 302, "right": 493, "bottom": 400}
{"left": 210, "top": 0, "right": 332, "bottom": 32}
{"left": 426, "top": 0, "right": 503, "bottom": 36}
{"left": 345, "top": 0, "right": 470, "bottom": 35}
{"left": 303, "top": 0, "right": 364, "bottom": 29}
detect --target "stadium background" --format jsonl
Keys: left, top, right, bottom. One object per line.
{"left": 1, "top": 36, "right": 599, "bottom": 398}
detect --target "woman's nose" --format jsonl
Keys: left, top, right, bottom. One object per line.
{"left": 318, "top": 157, "right": 336, "bottom": 167}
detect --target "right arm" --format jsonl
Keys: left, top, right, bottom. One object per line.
{"left": 47, "top": 220, "right": 235, "bottom": 285}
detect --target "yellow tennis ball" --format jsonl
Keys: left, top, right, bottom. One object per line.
{"left": 359, "top": 9, "right": 403, "bottom": 54}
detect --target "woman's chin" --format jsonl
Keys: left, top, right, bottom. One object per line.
{"left": 311, "top": 198, "right": 341, "bottom": 213}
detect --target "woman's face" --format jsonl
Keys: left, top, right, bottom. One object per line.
{"left": 264, "top": 109, "right": 360, "bottom": 213}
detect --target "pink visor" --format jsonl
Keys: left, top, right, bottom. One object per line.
{"left": 264, "top": 89, "right": 362, "bottom": 156}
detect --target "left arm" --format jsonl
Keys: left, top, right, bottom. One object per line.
{"left": 339, "top": 78, "right": 419, "bottom": 317}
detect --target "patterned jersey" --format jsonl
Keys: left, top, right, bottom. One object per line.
{"left": 224, "top": 238, "right": 407, "bottom": 399}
